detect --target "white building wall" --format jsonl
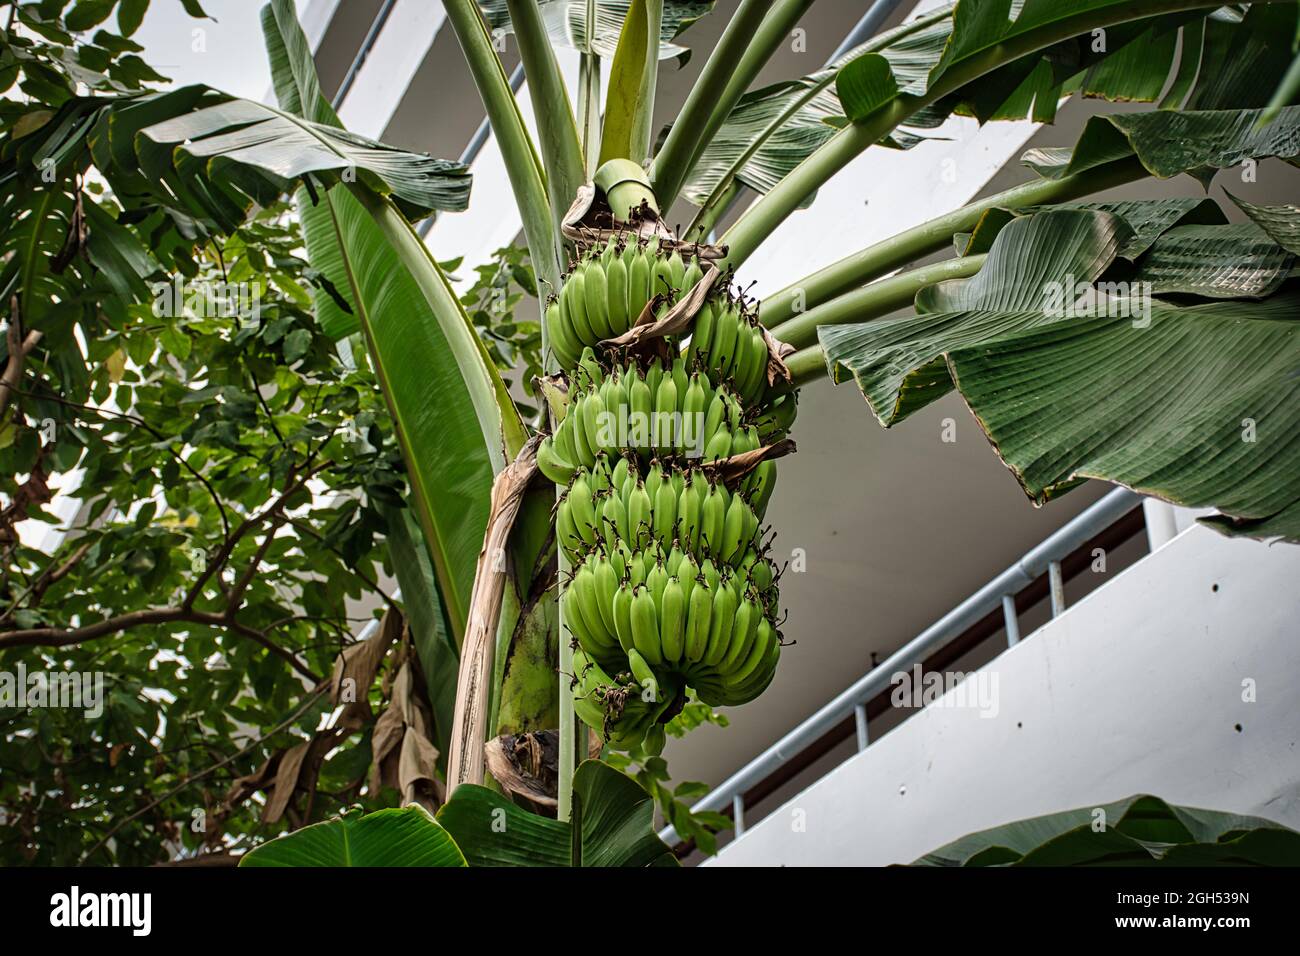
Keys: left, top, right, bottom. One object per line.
{"left": 708, "top": 525, "right": 1300, "bottom": 866}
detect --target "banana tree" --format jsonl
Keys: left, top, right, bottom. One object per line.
{"left": 23, "top": 0, "right": 1299, "bottom": 863}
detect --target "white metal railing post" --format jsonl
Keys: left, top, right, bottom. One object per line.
{"left": 732, "top": 795, "right": 746, "bottom": 837}
{"left": 854, "top": 704, "right": 869, "bottom": 751}
{"left": 1048, "top": 561, "right": 1066, "bottom": 617}
{"left": 1002, "top": 594, "right": 1021, "bottom": 646}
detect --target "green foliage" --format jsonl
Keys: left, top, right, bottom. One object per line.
{"left": 436, "top": 759, "right": 676, "bottom": 866}
{"left": 240, "top": 805, "right": 467, "bottom": 867}
{"left": 604, "top": 699, "right": 730, "bottom": 855}
{"left": 0, "top": 204, "right": 410, "bottom": 865}
{"left": 0, "top": 2, "right": 540, "bottom": 865}
{"left": 915, "top": 795, "right": 1300, "bottom": 866}
{"left": 454, "top": 244, "right": 543, "bottom": 410}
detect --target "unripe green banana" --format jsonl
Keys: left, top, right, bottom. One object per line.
{"left": 629, "top": 246, "right": 652, "bottom": 320}
{"left": 684, "top": 575, "right": 713, "bottom": 663}
{"left": 709, "top": 305, "right": 739, "bottom": 384}
{"left": 537, "top": 436, "right": 577, "bottom": 485}
{"left": 628, "top": 592, "right": 662, "bottom": 668}
{"left": 627, "top": 480, "right": 651, "bottom": 550}
{"left": 653, "top": 254, "right": 674, "bottom": 299}
{"left": 725, "top": 617, "right": 776, "bottom": 690}
{"left": 720, "top": 594, "right": 761, "bottom": 672}
{"left": 612, "top": 583, "right": 635, "bottom": 655}
{"left": 742, "top": 323, "right": 770, "bottom": 403}
{"left": 582, "top": 388, "right": 607, "bottom": 460}
{"left": 565, "top": 267, "right": 594, "bottom": 346}
{"left": 584, "top": 258, "right": 613, "bottom": 339}
{"left": 606, "top": 253, "right": 629, "bottom": 336}
{"left": 557, "top": 494, "right": 582, "bottom": 560}
{"left": 681, "top": 255, "right": 702, "bottom": 294}
{"left": 592, "top": 557, "right": 620, "bottom": 640}
{"left": 702, "top": 575, "right": 739, "bottom": 667}
{"left": 646, "top": 558, "right": 668, "bottom": 610}
{"left": 659, "top": 576, "right": 686, "bottom": 663}
{"left": 654, "top": 376, "right": 677, "bottom": 448}
{"left": 546, "top": 298, "right": 581, "bottom": 369}
{"left": 678, "top": 476, "right": 702, "bottom": 551}
{"left": 667, "top": 249, "right": 686, "bottom": 291}
{"left": 653, "top": 480, "right": 677, "bottom": 544}
{"left": 569, "top": 475, "right": 596, "bottom": 546}
{"left": 644, "top": 359, "right": 663, "bottom": 401}
{"left": 670, "top": 358, "right": 689, "bottom": 414}
{"left": 688, "top": 300, "right": 716, "bottom": 367}
{"left": 721, "top": 492, "right": 747, "bottom": 565}
{"left": 704, "top": 428, "right": 732, "bottom": 463}
{"left": 602, "top": 489, "right": 629, "bottom": 543}
{"left": 569, "top": 394, "right": 594, "bottom": 465}
{"left": 702, "top": 390, "right": 727, "bottom": 448}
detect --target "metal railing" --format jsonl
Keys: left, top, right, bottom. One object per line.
{"left": 659, "top": 486, "right": 1145, "bottom": 849}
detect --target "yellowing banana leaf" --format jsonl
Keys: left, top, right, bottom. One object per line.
{"left": 383, "top": 504, "right": 460, "bottom": 771}
{"left": 240, "top": 806, "right": 467, "bottom": 867}
{"left": 915, "top": 794, "right": 1300, "bottom": 866}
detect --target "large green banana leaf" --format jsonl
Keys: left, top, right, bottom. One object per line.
{"left": 478, "top": 0, "right": 712, "bottom": 61}
{"left": 680, "top": 7, "right": 953, "bottom": 206}
{"left": 956, "top": 196, "right": 1226, "bottom": 258}
{"left": 945, "top": 293, "right": 1300, "bottom": 525}
{"left": 240, "top": 806, "right": 467, "bottom": 867}
{"left": 1229, "top": 191, "right": 1300, "bottom": 256}
{"left": 436, "top": 760, "right": 676, "bottom": 866}
{"left": 682, "top": 1, "right": 1236, "bottom": 209}
{"left": 821, "top": 204, "right": 1300, "bottom": 541}
{"left": 1132, "top": 222, "right": 1295, "bottom": 298}
{"left": 1022, "top": 106, "right": 1300, "bottom": 181}
{"left": 258, "top": 0, "right": 528, "bottom": 642}
{"left": 915, "top": 794, "right": 1300, "bottom": 866}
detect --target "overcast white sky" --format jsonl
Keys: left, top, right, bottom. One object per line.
{"left": 132, "top": 0, "right": 311, "bottom": 101}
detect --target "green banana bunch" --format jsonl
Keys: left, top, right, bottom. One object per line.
{"left": 537, "top": 348, "right": 754, "bottom": 481}
{"left": 546, "top": 238, "right": 707, "bottom": 368}
{"left": 555, "top": 457, "right": 772, "bottom": 569}
{"left": 541, "top": 251, "right": 797, "bottom": 747}
{"left": 568, "top": 543, "right": 781, "bottom": 728}
{"left": 572, "top": 645, "right": 682, "bottom": 750}
{"left": 685, "top": 292, "right": 772, "bottom": 408}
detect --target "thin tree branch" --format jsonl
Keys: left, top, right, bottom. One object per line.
{"left": 0, "top": 296, "right": 42, "bottom": 418}
{"left": 0, "top": 606, "right": 321, "bottom": 683}
{"left": 8, "top": 387, "right": 232, "bottom": 542}
{"left": 183, "top": 460, "right": 330, "bottom": 611}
